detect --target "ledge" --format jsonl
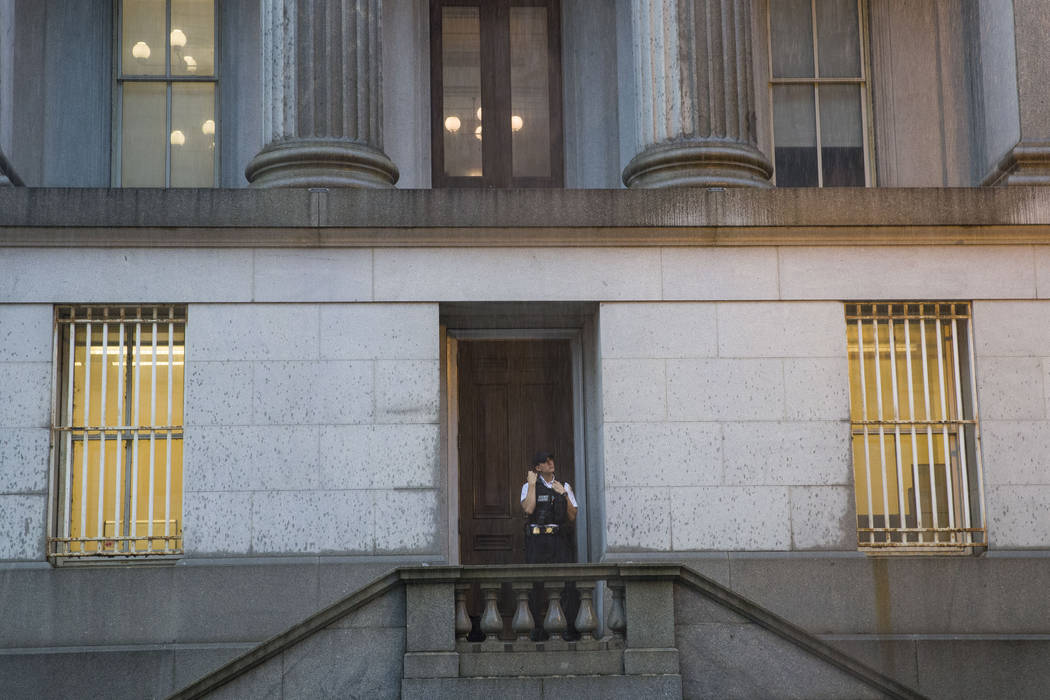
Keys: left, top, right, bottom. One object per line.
{"left": 3, "top": 187, "right": 1050, "bottom": 248}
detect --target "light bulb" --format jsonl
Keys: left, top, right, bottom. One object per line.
{"left": 201, "top": 119, "right": 216, "bottom": 135}
{"left": 170, "top": 130, "right": 186, "bottom": 146}
{"left": 474, "top": 125, "right": 482, "bottom": 141}
{"left": 131, "top": 41, "right": 151, "bottom": 59}
{"left": 444, "top": 115, "right": 461, "bottom": 133}
{"left": 476, "top": 107, "right": 482, "bottom": 121}
{"left": 183, "top": 55, "right": 197, "bottom": 72}
{"left": 511, "top": 115, "right": 524, "bottom": 132}
{"left": 170, "top": 29, "right": 187, "bottom": 48}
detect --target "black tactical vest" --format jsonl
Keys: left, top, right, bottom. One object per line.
{"left": 532, "top": 478, "right": 568, "bottom": 526}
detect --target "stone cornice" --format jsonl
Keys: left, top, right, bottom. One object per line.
{"left": 3, "top": 187, "right": 1050, "bottom": 247}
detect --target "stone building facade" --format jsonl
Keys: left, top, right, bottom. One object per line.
{"left": 2, "top": 1, "right": 1050, "bottom": 698}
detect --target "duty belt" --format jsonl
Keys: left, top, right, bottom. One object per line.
{"left": 528, "top": 524, "right": 560, "bottom": 535}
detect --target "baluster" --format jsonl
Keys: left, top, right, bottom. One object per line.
{"left": 574, "top": 581, "right": 598, "bottom": 642}
{"left": 543, "top": 582, "right": 568, "bottom": 641}
{"left": 607, "top": 582, "right": 626, "bottom": 642}
{"left": 511, "top": 581, "right": 535, "bottom": 641}
{"left": 479, "top": 582, "right": 503, "bottom": 642}
{"left": 454, "top": 584, "right": 472, "bottom": 642}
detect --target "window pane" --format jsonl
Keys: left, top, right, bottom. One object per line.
{"left": 171, "top": 83, "right": 215, "bottom": 187}
{"left": 122, "top": 82, "right": 167, "bottom": 187}
{"left": 770, "top": 0, "right": 814, "bottom": 78}
{"left": 122, "top": 0, "right": 166, "bottom": 75}
{"left": 819, "top": 84, "right": 864, "bottom": 186}
{"left": 442, "top": 7, "right": 482, "bottom": 178}
{"left": 510, "top": 7, "right": 551, "bottom": 179}
{"left": 171, "top": 0, "right": 215, "bottom": 77}
{"left": 816, "top": 0, "right": 861, "bottom": 78}
{"left": 773, "top": 84, "right": 817, "bottom": 186}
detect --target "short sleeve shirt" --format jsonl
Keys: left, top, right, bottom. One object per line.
{"left": 520, "top": 475, "right": 578, "bottom": 507}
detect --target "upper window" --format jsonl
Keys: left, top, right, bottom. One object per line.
{"left": 49, "top": 306, "right": 186, "bottom": 561}
{"left": 767, "top": 0, "right": 871, "bottom": 187}
{"left": 430, "top": 0, "right": 563, "bottom": 187}
{"left": 846, "top": 302, "right": 986, "bottom": 553}
{"left": 116, "top": 0, "right": 217, "bottom": 187}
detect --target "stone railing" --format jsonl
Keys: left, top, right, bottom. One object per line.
{"left": 401, "top": 564, "right": 680, "bottom": 681}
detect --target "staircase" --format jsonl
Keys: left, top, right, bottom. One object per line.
{"left": 167, "top": 563, "right": 925, "bottom": 700}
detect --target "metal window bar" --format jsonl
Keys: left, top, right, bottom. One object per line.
{"left": 846, "top": 302, "right": 985, "bottom": 550}
{"left": 49, "top": 305, "right": 185, "bottom": 559}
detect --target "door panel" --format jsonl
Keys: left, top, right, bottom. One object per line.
{"left": 458, "top": 339, "right": 574, "bottom": 565}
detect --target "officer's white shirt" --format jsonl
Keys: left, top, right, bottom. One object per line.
{"left": 520, "top": 475, "right": 578, "bottom": 508}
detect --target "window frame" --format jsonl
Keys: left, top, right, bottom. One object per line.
{"left": 47, "top": 305, "right": 187, "bottom": 564}
{"left": 765, "top": 0, "right": 875, "bottom": 187}
{"left": 845, "top": 301, "right": 986, "bottom": 554}
{"left": 429, "top": 0, "right": 564, "bottom": 188}
{"left": 112, "top": 0, "right": 220, "bottom": 187}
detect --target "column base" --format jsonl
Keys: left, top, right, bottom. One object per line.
{"left": 245, "top": 138, "right": 399, "bottom": 188}
{"left": 622, "top": 140, "right": 772, "bottom": 189}
{"left": 981, "top": 141, "right": 1050, "bottom": 186}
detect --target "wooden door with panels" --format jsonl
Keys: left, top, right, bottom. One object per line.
{"left": 457, "top": 339, "right": 575, "bottom": 565}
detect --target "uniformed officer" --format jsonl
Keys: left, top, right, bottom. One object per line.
{"left": 520, "top": 451, "right": 577, "bottom": 564}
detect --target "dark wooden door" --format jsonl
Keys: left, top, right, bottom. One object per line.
{"left": 457, "top": 339, "right": 575, "bottom": 565}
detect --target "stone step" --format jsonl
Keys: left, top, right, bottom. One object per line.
{"left": 402, "top": 673, "right": 683, "bottom": 700}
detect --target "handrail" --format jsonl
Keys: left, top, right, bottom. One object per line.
{"left": 0, "top": 147, "right": 24, "bottom": 186}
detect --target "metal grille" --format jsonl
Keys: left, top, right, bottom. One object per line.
{"left": 845, "top": 302, "right": 985, "bottom": 550}
{"left": 49, "top": 306, "right": 186, "bottom": 559}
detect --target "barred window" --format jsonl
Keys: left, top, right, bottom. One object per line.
{"left": 49, "top": 306, "right": 185, "bottom": 560}
{"left": 845, "top": 303, "right": 986, "bottom": 551}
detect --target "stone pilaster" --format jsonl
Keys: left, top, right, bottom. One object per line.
{"left": 246, "top": 0, "right": 399, "bottom": 188}
{"left": 622, "top": 0, "right": 771, "bottom": 188}
{"left": 982, "top": 0, "right": 1050, "bottom": 186}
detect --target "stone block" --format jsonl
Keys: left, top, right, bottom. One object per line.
{"left": 605, "top": 487, "right": 671, "bottom": 551}
{"left": 183, "top": 361, "right": 253, "bottom": 426}
{"left": 253, "top": 248, "right": 373, "bottom": 302}
{"left": 974, "top": 356, "right": 1045, "bottom": 420}
{"left": 779, "top": 246, "right": 1035, "bottom": 300}
{"left": 0, "top": 362, "right": 50, "bottom": 427}
{"left": 623, "top": 578, "right": 675, "bottom": 648}
{"left": 783, "top": 357, "right": 850, "bottom": 421}
{"left": 251, "top": 489, "right": 374, "bottom": 554}
{"left": 666, "top": 359, "right": 784, "bottom": 421}
{"left": 458, "top": 649, "right": 624, "bottom": 677}
{"left": 979, "top": 420, "right": 1050, "bottom": 485}
{"left": 823, "top": 639, "right": 919, "bottom": 692}
{"left": 915, "top": 639, "right": 1050, "bottom": 700}
{"left": 672, "top": 582, "right": 747, "bottom": 625}
{"left": 986, "top": 484, "right": 1050, "bottom": 548}
{"left": 320, "top": 303, "right": 439, "bottom": 360}
{"left": 172, "top": 561, "right": 319, "bottom": 643}
{"left": 0, "top": 248, "right": 253, "bottom": 302}
{"left": 601, "top": 359, "right": 667, "bottom": 422}
{"left": 0, "top": 649, "right": 177, "bottom": 700}
{"left": 173, "top": 645, "right": 251, "bottom": 689}
{"left": 622, "top": 647, "right": 679, "bottom": 674}
{"left": 973, "top": 300, "right": 1050, "bottom": 356}
{"left": 317, "top": 560, "right": 403, "bottom": 607}
{"left": 182, "top": 491, "right": 252, "bottom": 555}
{"left": 320, "top": 424, "right": 440, "bottom": 489}
{"left": 789, "top": 485, "right": 857, "bottom": 550}
{"left": 402, "top": 677, "right": 541, "bottom": 700}
{"left": 332, "top": 587, "right": 406, "bottom": 629}
{"left": 185, "top": 425, "right": 320, "bottom": 492}
{"left": 676, "top": 622, "right": 884, "bottom": 699}
{"left": 252, "top": 360, "right": 373, "bottom": 425}
{"left": 206, "top": 655, "right": 282, "bottom": 700}
{"left": 599, "top": 302, "right": 717, "bottom": 358}
{"left": 0, "top": 305, "right": 52, "bottom": 361}
{"left": 671, "top": 487, "right": 791, "bottom": 550}
{"left": 404, "top": 651, "right": 459, "bottom": 678}
{"left": 0, "top": 428, "right": 49, "bottom": 492}
{"left": 0, "top": 494, "right": 45, "bottom": 559}
{"left": 722, "top": 421, "right": 851, "bottom": 486}
{"left": 406, "top": 582, "right": 455, "bottom": 652}
{"left": 716, "top": 302, "right": 846, "bottom": 358}
{"left": 281, "top": 627, "right": 404, "bottom": 700}
{"left": 374, "top": 489, "right": 440, "bottom": 553}
{"left": 661, "top": 247, "right": 780, "bottom": 301}
{"left": 189, "top": 303, "right": 320, "bottom": 361}
{"left": 545, "top": 674, "right": 681, "bottom": 699}
{"left": 376, "top": 359, "right": 440, "bottom": 423}
{"left": 603, "top": 422, "right": 722, "bottom": 487}
{"left": 373, "top": 247, "right": 662, "bottom": 301}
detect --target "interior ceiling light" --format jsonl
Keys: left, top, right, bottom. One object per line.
{"left": 444, "top": 115, "right": 461, "bottom": 133}
{"left": 170, "top": 130, "right": 186, "bottom": 146}
{"left": 170, "top": 29, "right": 187, "bottom": 47}
{"left": 131, "top": 41, "right": 151, "bottom": 59}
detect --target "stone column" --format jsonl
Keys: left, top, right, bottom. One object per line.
{"left": 246, "top": 0, "right": 399, "bottom": 188}
{"left": 981, "top": 0, "right": 1050, "bottom": 186}
{"left": 622, "top": 0, "right": 771, "bottom": 188}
